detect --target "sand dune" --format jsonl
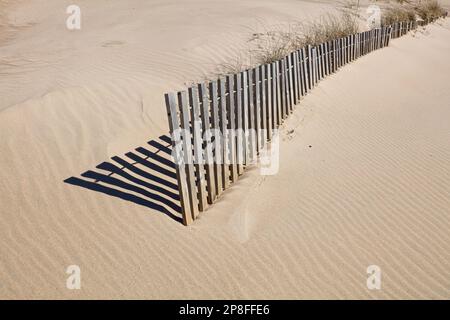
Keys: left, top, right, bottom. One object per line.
{"left": 0, "top": 0, "right": 449, "bottom": 299}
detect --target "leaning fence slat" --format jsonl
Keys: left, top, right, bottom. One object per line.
{"left": 343, "top": 37, "right": 347, "bottom": 65}
{"left": 265, "top": 64, "right": 273, "bottom": 140}
{"left": 317, "top": 45, "right": 322, "bottom": 80}
{"left": 330, "top": 41, "right": 334, "bottom": 72}
{"left": 165, "top": 93, "right": 194, "bottom": 225}
{"left": 320, "top": 43, "right": 325, "bottom": 79}
{"left": 188, "top": 86, "right": 209, "bottom": 211}
{"left": 307, "top": 45, "right": 312, "bottom": 90}
{"left": 292, "top": 51, "right": 299, "bottom": 104}
{"left": 209, "top": 81, "right": 223, "bottom": 197}
{"left": 341, "top": 37, "right": 345, "bottom": 65}
{"left": 295, "top": 51, "right": 302, "bottom": 101}
{"left": 300, "top": 48, "right": 308, "bottom": 95}
{"left": 347, "top": 36, "right": 350, "bottom": 63}
{"left": 218, "top": 77, "right": 230, "bottom": 190}
{"left": 363, "top": 31, "right": 367, "bottom": 55}
{"left": 315, "top": 47, "right": 320, "bottom": 84}
{"left": 312, "top": 47, "right": 317, "bottom": 86}
{"left": 199, "top": 83, "right": 217, "bottom": 204}
{"left": 226, "top": 75, "right": 238, "bottom": 183}
{"left": 331, "top": 39, "right": 337, "bottom": 73}
{"left": 260, "top": 65, "right": 267, "bottom": 149}
{"left": 255, "top": 66, "right": 262, "bottom": 152}
{"left": 351, "top": 34, "right": 355, "bottom": 61}
{"left": 283, "top": 57, "right": 291, "bottom": 114}
{"left": 357, "top": 33, "right": 361, "bottom": 57}
{"left": 235, "top": 73, "right": 244, "bottom": 175}
{"left": 271, "top": 62, "right": 279, "bottom": 128}
{"left": 337, "top": 39, "right": 342, "bottom": 69}
{"left": 248, "top": 69, "right": 257, "bottom": 162}
{"left": 279, "top": 59, "right": 287, "bottom": 120}
{"left": 242, "top": 71, "right": 250, "bottom": 166}
{"left": 275, "top": 62, "right": 282, "bottom": 126}
{"left": 286, "top": 55, "right": 294, "bottom": 112}
{"left": 324, "top": 43, "right": 329, "bottom": 76}
{"left": 178, "top": 91, "right": 200, "bottom": 219}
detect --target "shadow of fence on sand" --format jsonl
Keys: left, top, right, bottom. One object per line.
{"left": 64, "top": 135, "right": 184, "bottom": 224}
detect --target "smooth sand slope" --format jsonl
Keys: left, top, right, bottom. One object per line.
{"left": 1, "top": 0, "right": 449, "bottom": 299}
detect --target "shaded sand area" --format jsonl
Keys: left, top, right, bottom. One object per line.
{"left": 1, "top": 0, "right": 450, "bottom": 299}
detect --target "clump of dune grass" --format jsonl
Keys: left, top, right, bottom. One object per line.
{"left": 250, "top": 11, "right": 360, "bottom": 65}
{"left": 250, "top": 29, "right": 295, "bottom": 65}
{"left": 216, "top": 55, "right": 250, "bottom": 77}
{"left": 300, "top": 11, "right": 359, "bottom": 47}
{"left": 381, "top": 4, "right": 417, "bottom": 26}
{"left": 415, "top": 0, "right": 447, "bottom": 21}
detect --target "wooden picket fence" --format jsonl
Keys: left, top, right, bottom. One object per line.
{"left": 165, "top": 18, "right": 442, "bottom": 225}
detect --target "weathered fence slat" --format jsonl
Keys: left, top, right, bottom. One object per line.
{"left": 317, "top": 45, "right": 323, "bottom": 80}
{"left": 307, "top": 45, "right": 312, "bottom": 90}
{"left": 279, "top": 59, "right": 287, "bottom": 120}
{"left": 208, "top": 81, "right": 223, "bottom": 198}
{"left": 275, "top": 62, "right": 282, "bottom": 125}
{"left": 286, "top": 55, "right": 293, "bottom": 113}
{"left": 332, "top": 39, "right": 337, "bottom": 72}
{"left": 178, "top": 91, "right": 200, "bottom": 218}
{"left": 235, "top": 73, "right": 244, "bottom": 175}
{"left": 285, "top": 58, "right": 292, "bottom": 114}
{"left": 338, "top": 38, "right": 342, "bottom": 70}
{"left": 218, "top": 77, "right": 230, "bottom": 190}
{"left": 344, "top": 37, "right": 348, "bottom": 65}
{"left": 242, "top": 72, "right": 250, "bottom": 166}
{"left": 315, "top": 47, "right": 320, "bottom": 83}
{"left": 188, "top": 86, "right": 209, "bottom": 211}
{"left": 313, "top": 45, "right": 318, "bottom": 86}
{"left": 292, "top": 51, "right": 299, "bottom": 104}
{"left": 266, "top": 64, "right": 273, "bottom": 140}
{"left": 248, "top": 69, "right": 257, "bottom": 162}
{"left": 260, "top": 65, "right": 267, "bottom": 148}
{"left": 255, "top": 66, "right": 262, "bottom": 152}
{"left": 226, "top": 75, "right": 238, "bottom": 183}
{"left": 300, "top": 48, "right": 307, "bottom": 95}
{"left": 321, "top": 43, "right": 326, "bottom": 78}
{"left": 165, "top": 93, "right": 194, "bottom": 225}
{"left": 199, "top": 83, "right": 217, "bottom": 204}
